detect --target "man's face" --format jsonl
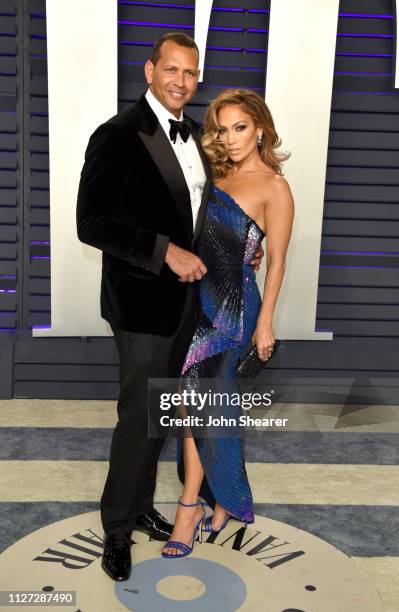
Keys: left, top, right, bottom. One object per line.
{"left": 144, "top": 41, "right": 200, "bottom": 118}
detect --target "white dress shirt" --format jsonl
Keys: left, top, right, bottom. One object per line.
{"left": 145, "top": 89, "right": 207, "bottom": 231}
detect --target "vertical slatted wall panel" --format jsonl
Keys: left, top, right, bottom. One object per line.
{"left": 28, "top": 0, "right": 49, "bottom": 330}
{"left": 3, "top": 0, "right": 399, "bottom": 399}
{"left": 319, "top": 0, "right": 399, "bottom": 341}
{"left": 0, "top": 1, "right": 17, "bottom": 332}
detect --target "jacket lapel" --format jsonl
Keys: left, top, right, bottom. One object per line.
{"left": 134, "top": 95, "right": 213, "bottom": 242}
{"left": 136, "top": 98, "right": 193, "bottom": 232}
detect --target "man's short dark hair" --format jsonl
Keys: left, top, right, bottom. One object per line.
{"left": 150, "top": 32, "right": 199, "bottom": 65}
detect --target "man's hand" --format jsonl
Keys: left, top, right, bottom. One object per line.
{"left": 251, "top": 243, "right": 264, "bottom": 273}
{"left": 165, "top": 243, "right": 207, "bottom": 282}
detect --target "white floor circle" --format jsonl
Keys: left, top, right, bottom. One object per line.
{"left": 0, "top": 505, "right": 384, "bottom": 611}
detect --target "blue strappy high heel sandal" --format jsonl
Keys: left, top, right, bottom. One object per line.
{"left": 162, "top": 498, "right": 205, "bottom": 559}
{"left": 202, "top": 513, "right": 247, "bottom": 534}
{"left": 202, "top": 514, "right": 231, "bottom": 534}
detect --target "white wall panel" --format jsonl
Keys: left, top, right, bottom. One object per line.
{"left": 34, "top": 0, "right": 117, "bottom": 336}
{"left": 261, "top": 0, "right": 339, "bottom": 339}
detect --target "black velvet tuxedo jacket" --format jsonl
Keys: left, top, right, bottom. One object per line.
{"left": 76, "top": 95, "right": 211, "bottom": 336}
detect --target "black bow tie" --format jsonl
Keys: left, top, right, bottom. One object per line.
{"left": 168, "top": 118, "right": 192, "bottom": 144}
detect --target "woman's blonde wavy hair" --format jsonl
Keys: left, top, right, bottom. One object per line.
{"left": 201, "top": 88, "right": 290, "bottom": 180}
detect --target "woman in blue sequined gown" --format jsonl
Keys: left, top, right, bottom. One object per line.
{"left": 162, "top": 89, "right": 294, "bottom": 558}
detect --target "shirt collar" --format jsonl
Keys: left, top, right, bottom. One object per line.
{"left": 145, "top": 88, "right": 184, "bottom": 133}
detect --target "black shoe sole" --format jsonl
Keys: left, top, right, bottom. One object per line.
{"left": 101, "top": 560, "right": 132, "bottom": 582}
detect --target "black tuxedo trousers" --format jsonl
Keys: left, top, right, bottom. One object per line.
{"left": 100, "top": 284, "right": 198, "bottom": 534}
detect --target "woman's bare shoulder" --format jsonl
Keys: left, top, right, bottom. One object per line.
{"left": 252, "top": 172, "right": 291, "bottom": 206}
{"left": 262, "top": 172, "right": 291, "bottom": 192}
{"left": 265, "top": 172, "right": 290, "bottom": 191}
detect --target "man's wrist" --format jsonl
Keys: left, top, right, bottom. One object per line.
{"left": 165, "top": 241, "right": 177, "bottom": 265}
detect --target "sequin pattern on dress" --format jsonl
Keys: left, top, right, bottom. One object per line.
{"left": 178, "top": 184, "right": 265, "bottom": 524}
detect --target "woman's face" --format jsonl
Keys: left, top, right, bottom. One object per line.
{"left": 216, "top": 105, "right": 261, "bottom": 164}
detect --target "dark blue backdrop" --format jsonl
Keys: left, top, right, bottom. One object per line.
{"left": 0, "top": 0, "right": 398, "bottom": 401}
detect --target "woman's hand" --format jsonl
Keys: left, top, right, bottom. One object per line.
{"left": 252, "top": 323, "right": 276, "bottom": 361}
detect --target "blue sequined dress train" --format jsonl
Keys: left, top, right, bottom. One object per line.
{"left": 177, "top": 184, "right": 265, "bottom": 524}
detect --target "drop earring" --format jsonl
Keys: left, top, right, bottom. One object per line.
{"left": 257, "top": 132, "right": 263, "bottom": 147}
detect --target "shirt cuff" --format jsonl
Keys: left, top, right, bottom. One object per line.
{"left": 148, "top": 233, "right": 170, "bottom": 275}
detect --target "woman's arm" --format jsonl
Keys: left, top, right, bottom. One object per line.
{"left": 252, "top": 176, "right": 294, "bottom": 360}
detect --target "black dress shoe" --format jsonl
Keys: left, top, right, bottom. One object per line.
{"left": 101, "top": 532, "right": 132, "bottom": 581}
{"left": 134, "top": 508, "right": 173, "bottom": 541}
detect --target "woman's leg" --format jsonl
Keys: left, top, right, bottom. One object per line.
{"left": 183, "top": 436, "right": 230, "bottom": 531}
{"left": 162, "top": 436, "right": 205, "bottom": 555}
{"left": 182, "top": 436, "right": 204, "bottom": 499}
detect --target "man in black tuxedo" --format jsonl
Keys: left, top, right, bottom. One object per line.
{"left": 77, "top": 32, "right": 262, "bottom": 581}
{"left": 77, "top": 32, "right": 210, "bottom": 581}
